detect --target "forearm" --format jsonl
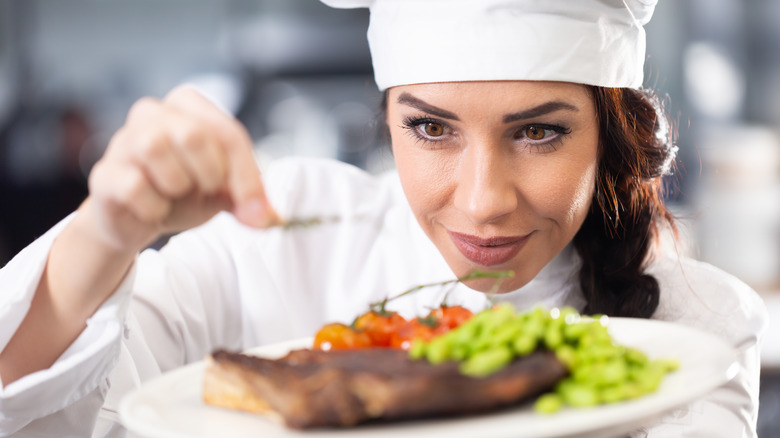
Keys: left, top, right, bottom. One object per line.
{"left": 0, "top": 204, "right": 136, "bottom": 385}
{"left": 0, "top": 85, "right": 273, "bottom": 385}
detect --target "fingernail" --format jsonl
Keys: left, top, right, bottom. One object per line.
{"left": 237, "top": 198, "right": 266, "bottom": 228}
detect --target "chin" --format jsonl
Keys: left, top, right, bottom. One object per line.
{"left": 465, "top": 277, "right": 528, "bottom": 294}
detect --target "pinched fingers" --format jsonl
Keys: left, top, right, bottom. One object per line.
{"left": 89, "top": 85, "right": 277, "bottom": 253}
{"left": 86, "top": 95, "right": 235, "bottom": 251}
{"left": 122, "top": 96, "right": 228, "bottom": 197}
{"left": 87, "top": 157, "right": 170, "bottom": 252}
{"left": 89, "top": 158, "right": 171, "bottom": 224}
{"left": 163, "top": 86, "right": 280, "bottom": 227}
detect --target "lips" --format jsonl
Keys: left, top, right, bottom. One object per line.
{"left": 448, "top": 230, "right": 531, "bottom": 267}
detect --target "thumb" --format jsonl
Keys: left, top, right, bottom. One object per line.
{"left": 227, "top": 151, "right": 281, "bottom": 228}
{"left": 232, "top": 187, "right": 281, "bottom": 229}
{"left": 164, "top": 84, "right": 281, "bottom": 229}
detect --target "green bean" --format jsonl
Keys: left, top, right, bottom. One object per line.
{"left": 586, "top": 342, "right": 620, "bottom": 363}
{"left": 523, "top": 317, "right": 546, "bottom": 339}
{"left": 594, "top": 359, "right": 627, "bottom": 387}
{"left": 620, "top": 382, "right": 644, "bottom": 400}
{"left": 563, "top": 320, "right": 590, "bottom": 341}
{"left": 512, "top": 332, "right": 538, "bottom": 356}
{"left": 625, "top": 347, "right": 648, "bottom": 365}
{"left": 407, "top": 305, "right": 679, "bottom": 414}
{"left": 634, "top": 363, "right": 666, "bottom": 393}
{"left": 534, "top": 393, "right": 564, "bottom": 414}
{"left": 524, "top": 307, "right": 551, "bottom": 334}
{"left": 554, "top": 344, "right": 578, "bottom": 369}
{"left": 460, "top": 346, "right": 513, "bottom": 377}
{"left": 490, "top": 319, "right": 525, "bottom": 347}
{"left": 450, "top": 343, "right": 469, "bottom": 361}
{"left": 451, "top": 318, "right": 481, "bottom": 344}
{"left": 558, "top": 306, "right": 580, "bottom": 322}
{"left": 484, "top": 303, "right": 517, "bottom": 329}
{"left": 572, "top": 363, "right": 596, "bottom": 382}
{"left": 557, "top": 381, "right": 599, "bottom": 407}
{"left": 409, "top": 339, "right": 426, "bottom": 359}
{"left": 425, "top": 336, "right": 451, "bottom": 364}
{"left": 543, "top": 318, "right": 565, "bottom": 349}
{"left": 599, "top": 383, "right": 629, "bottom": 403}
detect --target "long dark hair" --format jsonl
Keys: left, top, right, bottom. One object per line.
{"left": 380, "top": 86, "right": 679, "bottom": 319}
{"left": 575, "top": 87, "right": 678, "bottom": 318}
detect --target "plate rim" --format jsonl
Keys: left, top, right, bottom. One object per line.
{"left": 119, "top": 317, "right": 738, "bottom": 438}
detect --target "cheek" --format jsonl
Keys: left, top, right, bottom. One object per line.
{"left": 391, "top": 136, "right": 455, "bottom": 216}
{"left": 529, "top": 159, "right": 597, "bottom": 227}
{"left": 565, "top": 167, "right": 597, "bottom": 223}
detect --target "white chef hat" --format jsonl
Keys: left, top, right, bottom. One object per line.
{"left": 321, "top": 0, "right": 657, "bottom": 91}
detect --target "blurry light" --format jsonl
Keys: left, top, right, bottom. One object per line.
{"left": 683, "top": 42, "right": 745, "bottom": 120}
{"left": 694, "top": 125, "right": 780, "bottom": 288}
{"left": 263, "top": 95, "right": 339, "bottom": 159}
{"left": 183, "top": 73, "right": 245, "bottom": 116}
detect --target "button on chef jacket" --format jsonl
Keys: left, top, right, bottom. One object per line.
{"left": 0, "top": 157, "right": 768, "bottom": 437}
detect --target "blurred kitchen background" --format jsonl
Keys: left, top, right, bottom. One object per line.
{"left": 0, "top": 0, "right": 779, "bottom": 434}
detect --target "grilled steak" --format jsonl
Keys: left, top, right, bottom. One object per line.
{"left": 204, "top": 348, "right": 568, "bottom": 429}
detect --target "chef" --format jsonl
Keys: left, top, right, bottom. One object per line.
{"left": 0, "top": 0, "right": 767, "bottom": 436}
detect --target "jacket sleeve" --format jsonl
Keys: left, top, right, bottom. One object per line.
{"left": 0, "top": 213, "right": 245, "bottom": 437}
{"left": 635, "top": 258, "right": 769, "bottom": 438}
{"left": 0, "top": 215, "right": 134, "bottom": 437}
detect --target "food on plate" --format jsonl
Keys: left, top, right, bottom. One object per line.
{"left": 308, "top": 270, "right": 502, "bottom": 353}
{"left": 406, "top": 305, "right": 680, "bottom": 413}
{"left": 203, "top": 346, "right": 567, "bottom": 429}
{"left": 312, "top": 322, "right": 373, "bottom": 350}
{"left": 313, "top": 305, "right": 474, "bottom": 351}
{"left": 202, "top": 272, "right": 679, "bottom": 427}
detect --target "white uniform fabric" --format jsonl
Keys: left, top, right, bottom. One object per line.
{"left": 0, "top": 157, "right": 768, "bottom": 437}
{"left": 320, "top": 0, "right": 656, "bottom": 90}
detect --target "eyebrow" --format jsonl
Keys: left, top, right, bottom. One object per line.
{"left": 502, "top": 101, "right": 580, "bottom": 123}
{"left": 397, "top": 92, "right": 579, "bottom": 123}
{"left": 397, "top": 93, "right": 460, "bottom": 120}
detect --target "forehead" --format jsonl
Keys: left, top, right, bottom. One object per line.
{"left": 387, "top": 81, "right": 594, "bottom": 113}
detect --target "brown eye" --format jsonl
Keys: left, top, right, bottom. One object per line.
{"left": 524, "top": 125, "right": 546, "bottom": 140}
{"left": 424, "top": 122, "right": 445, "bottom": 137}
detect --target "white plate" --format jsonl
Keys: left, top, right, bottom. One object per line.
{"left": 119, "top": 318, "right": 737, "bottom": 438}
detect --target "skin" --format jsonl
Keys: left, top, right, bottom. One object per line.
{"left": 0, "top": 86, "right": 279, "bottom": 384}
{"left": 387, "top": 81, "right": 600, "bottom": 292}
{"left": 0, "top": 80, "right": 598, "bottom": 384}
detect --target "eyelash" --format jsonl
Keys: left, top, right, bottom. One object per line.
{"left": 400, "top": 116, "right": 572, "bottom": 152}
{"left": 401, "top": 117, "right": 449, "bottom": 147}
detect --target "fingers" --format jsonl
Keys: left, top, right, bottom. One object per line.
{"left": 87, "top": 156, "right": 169, "bottom": 251}
{"left": 96, "top": 86, "right": 278, "bottom": 236}
{"left": 122, "top": 96, "right": 227, "bottom": 197}
{"left": 162, "top": 85, "right": 280, "bottom": 227}
{"left": 89, "top": 158, "right": 171, "bottom": 225}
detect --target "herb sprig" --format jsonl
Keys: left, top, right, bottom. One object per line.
{"left": 369, "top": 270, "right": 515, "bottom": 313}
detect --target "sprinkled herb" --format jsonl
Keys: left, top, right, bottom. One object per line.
{"left": 369, "top": 270, "right": 515, "bottom": 314}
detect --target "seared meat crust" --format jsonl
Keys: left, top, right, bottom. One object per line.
{"left": 204, "top": 348, "right": 567, "bottom": 429}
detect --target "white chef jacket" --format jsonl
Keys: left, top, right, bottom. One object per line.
{"left": 0, "top": 157, "right": 768, "bottom": 437}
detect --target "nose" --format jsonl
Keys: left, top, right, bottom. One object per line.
{"left": 453, "top": 141, "right": 519, "bottom": 225}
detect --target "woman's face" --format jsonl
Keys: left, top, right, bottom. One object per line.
{"left": 387, "top": 81, "right": 599, "bottom": 292}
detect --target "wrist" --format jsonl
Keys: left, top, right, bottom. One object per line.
{"left": 71, "top": 199, "right": 141, "bottom": 260}
{"left": 47, "top": 203, "right": 138, "bottom": 319}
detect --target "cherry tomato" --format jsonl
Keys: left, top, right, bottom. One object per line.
{"left": 428, "top": 305, "right": 474, "bottom": 333}
{"left": 389, "top": 318, "right": 437, "bottom": 350}
{"left": 354, "top": 311, "right": 407, "bottom": 347}
{"left": 313, "top": 323, "right": 372, "bottom": 350}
